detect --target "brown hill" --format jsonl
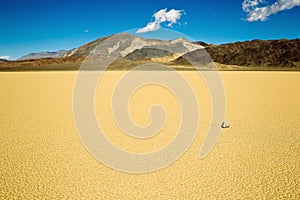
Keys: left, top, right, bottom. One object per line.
{"left": 177, "top": 39, "right": 300, "bottom": 67}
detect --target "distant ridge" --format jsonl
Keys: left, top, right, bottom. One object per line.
{"left": 18, "top": 50, "right": 69, "bottom": 60}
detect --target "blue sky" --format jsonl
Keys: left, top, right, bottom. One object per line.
{"left": 1, "top": 0, "right": 300, "bottom": 60}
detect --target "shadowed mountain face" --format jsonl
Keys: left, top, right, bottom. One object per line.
{"left": 173, "top": 49, "right": 213, "bottom": 65}
{"left": 125, "top": 48, "right": 173, "bottom": 60}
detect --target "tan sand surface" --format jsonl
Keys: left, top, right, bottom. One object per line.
{"left": 0, "top": 71, "right": 299, "bottom": 199}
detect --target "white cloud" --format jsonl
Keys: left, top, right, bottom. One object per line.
{"left": 137, "top": 22, "right": 160, "bottom": 33}
{"left": 137, "top": 8, "right": 184, "bottom": 33}
{"left": 0, "top": 56, "right": 10, "bottom": 60}
{"left": 242, "top": 0, "right": 300, "bottom": 22}
{"left": 84, "top": 29, "right": 89, "bottom": 33}
{"left": 242, "top": 0, "right": 266, "bottom": 12}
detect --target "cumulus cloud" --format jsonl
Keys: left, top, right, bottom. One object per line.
{"left": 0, "top": 56, "right": 10, "bottom": 60}
{"left": 242, "top": 0, "right": 300, "bottom": 22}
{"left": 137, "top": 8, "right": 184, "bottom": 33}
{"left": 242, "top": 0, "right": 266, "bottom": 12}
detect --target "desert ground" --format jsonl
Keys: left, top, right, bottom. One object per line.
{"left": 0, "top": 71, "right": 299, "bottom": 199}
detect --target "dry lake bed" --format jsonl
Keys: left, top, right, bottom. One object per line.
{"left": 0, "top": 71, "right": 299, "bottom": 199}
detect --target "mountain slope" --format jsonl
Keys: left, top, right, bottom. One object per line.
{"left": 63, "top": 36, "right": 110, "bottom": 57}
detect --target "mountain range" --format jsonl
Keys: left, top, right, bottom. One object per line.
{"left": 1, "top": 33, "right": 299, "bottom": 71}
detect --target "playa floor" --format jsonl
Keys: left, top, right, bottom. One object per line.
{"left": 0, "top": 71, "right": 299, "bottom": 199}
